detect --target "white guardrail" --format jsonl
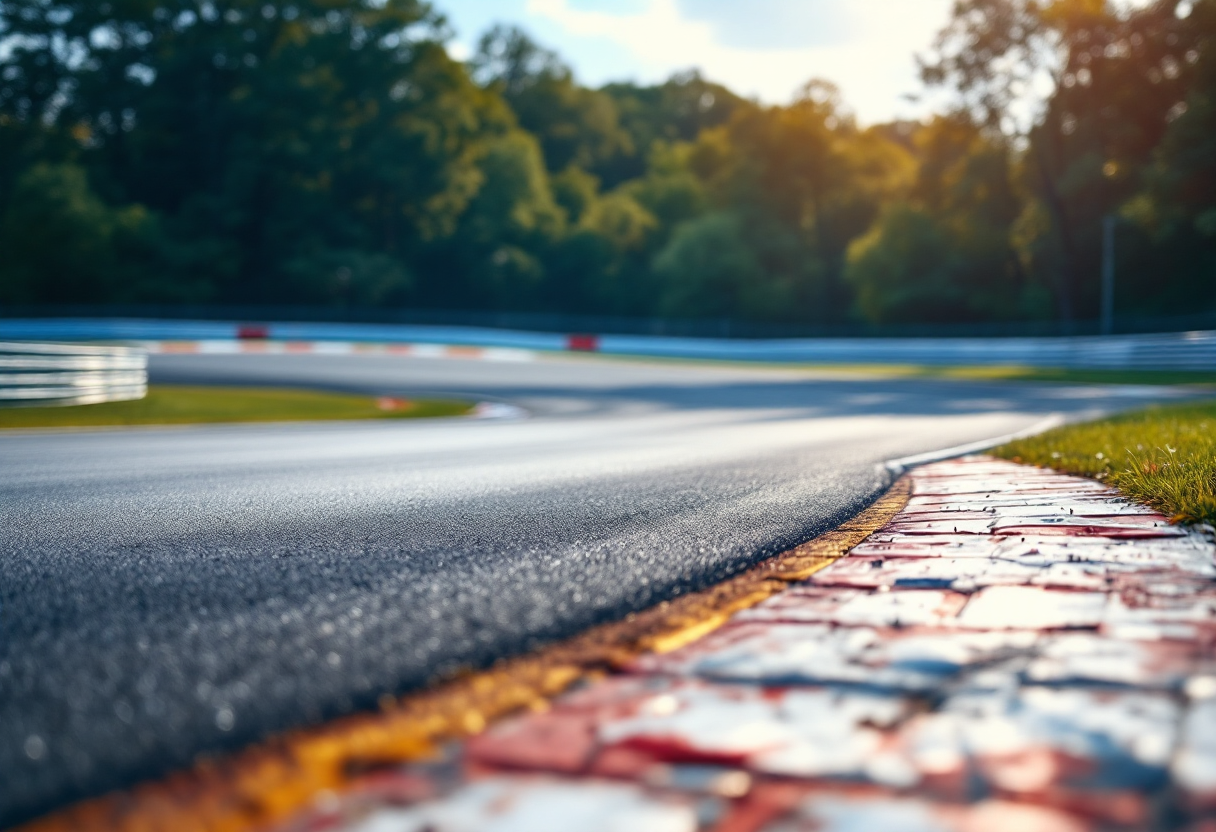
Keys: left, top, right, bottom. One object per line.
{"left": 0, "top": 342, "right": 148, "bottom": 406}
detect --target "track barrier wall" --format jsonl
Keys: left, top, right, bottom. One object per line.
{"left": 1, "top": 318, "right": 1214, "bottom": 371}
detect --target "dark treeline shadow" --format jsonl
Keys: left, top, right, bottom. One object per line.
{"left": 0, "top": 1, "right": 1212, "bottom": 328}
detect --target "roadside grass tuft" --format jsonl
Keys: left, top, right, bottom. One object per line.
{"left": 994, "top": 400, "right": 1216, "bottom": 525}
{"left": 0, "top": 385, "right": 473, "bottom": 429}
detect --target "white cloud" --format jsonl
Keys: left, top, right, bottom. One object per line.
{"left": 675, "top": 0, "right": 852, "bottom": 50}
{"left": 523, "top": 0, "right": 954, "bottom": 124}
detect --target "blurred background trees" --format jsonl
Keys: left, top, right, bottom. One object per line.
{"left": 0, "top": 0, "right": 1212, "bottom": 327}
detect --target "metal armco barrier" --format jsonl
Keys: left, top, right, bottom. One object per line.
{"left": 0, "top": 342, "right": 147, "bottom": 406}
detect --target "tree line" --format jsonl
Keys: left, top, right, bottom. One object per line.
{"left": 0, "top": 0, "right": 1212, "bottom": 326}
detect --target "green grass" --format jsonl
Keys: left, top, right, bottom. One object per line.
{"left": 854, "top": 365, "right": 1216, "bottom": 386}
{"left": 787, "top": 363, "right": 1216, "bottom": 386}
{"left": 0, "top": 385, "right": 473, "bottom": 429}
{"left": 993, "top": 400, "right": 1216, "bottom": 525}
{"left": 557, "top": 353, "right": 1216, "bottom": 386}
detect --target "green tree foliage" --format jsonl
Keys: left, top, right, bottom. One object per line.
{"left": 675, "top": 81, "right": 914, "bottom": 322}
{"left": 444, "top": 129, "right": 564, "bottom": 308}
{"left": 921, "top": 0, "right": 1213, "bottom": 322}
{"left": 0, "top": 163, "right": 133, "bottom": 302}
{"left": 0, "top": 0, "right": 1212, "bottom": 327}
{"left": 653, "top": 209, "right": 818, "bottom": 323}
{"left": 847, "top": 205, "right": 961, "bottom": 324}
{"left": 846, "top": 116, "right": 1047, "bottom": 324}
{"left": 0, "top": 162, "right": 188, "bottom": 303}
{"left": 599, "top": 71, "right": 749, "bottom": 186}
{"left": 1, "top": 0, "right": 506, "bottom": 305}
{"left": 654, "top": 212, "right": 761, "bottom": 318}
{"left": 1124, "top": 0, "right": 1216, "bottom": 311}
{"left": 472, "top": 26, "right": 630, "bottom": 175}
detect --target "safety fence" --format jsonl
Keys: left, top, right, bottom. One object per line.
{"left": 0, "top": 320, "right": 1214, "bottom": 371}
{"left": 5, "top": 303, "right": 1216, "bottom": 338}
{"left": 0, "top": 342, "right": 148, "bottom": 406}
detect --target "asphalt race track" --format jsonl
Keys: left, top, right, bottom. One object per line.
{"left": 0, "top": 352, "right": 1180, "bottom": 826}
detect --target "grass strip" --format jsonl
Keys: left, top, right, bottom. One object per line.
{"left": 861, "top": 365, "right": 1216, "bottom": 386}
{"left": 774, "top": 363, "right": 1216, "bottom": 386}
{"left": 994, "top": 400, "right": 1216, "bottom": 525}
{"left": 557, "top": 353, "right": 1216, "bottom": 387}
{"left": 0, "top": 385, "right": 472, "bottom": 428}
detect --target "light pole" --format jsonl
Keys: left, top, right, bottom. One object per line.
{"left": 1100, "top": 215, "right": 1116, "bottom": 335}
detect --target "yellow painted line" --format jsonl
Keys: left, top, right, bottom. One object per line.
{"left": 20, "top": 478, "right": 911, "bottom": 832}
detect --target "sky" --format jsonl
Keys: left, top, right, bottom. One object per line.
{"left": 435, "top": 0, "right": 956, "bottom": 125}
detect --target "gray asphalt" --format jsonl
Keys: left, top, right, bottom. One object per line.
{"left": 0, "top": 352, "right": 1179, "bottom": 826}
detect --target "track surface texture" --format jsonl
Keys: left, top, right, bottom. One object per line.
{"left": 280, "top": 456, "right": 1216, "bottom": 832}
{"left": 0, "top": 352, "right": 1185, "bottom": 825}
